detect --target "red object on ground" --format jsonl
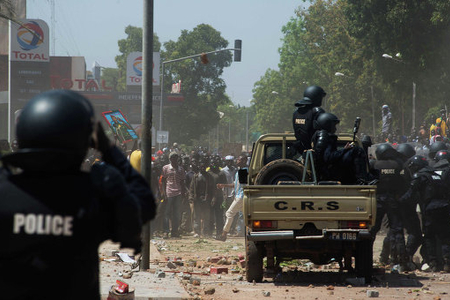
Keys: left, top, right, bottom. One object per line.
{"left": 114, "top": 280, "right": 129, "bottom": 294}
{"left": 210, "top": 267, "right": 228, "bottom": 274}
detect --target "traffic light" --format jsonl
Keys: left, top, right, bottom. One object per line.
{"left": 200, "top": 53, "right": 209, "bottom": 64}
{"left": 234, "top": 39, "right": 242, "bottom": 62}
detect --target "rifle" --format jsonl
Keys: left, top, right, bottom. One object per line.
{"left": 352, "top": 117, "right": 361, "bottom": 143}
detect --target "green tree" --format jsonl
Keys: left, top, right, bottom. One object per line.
{"left": 161, "top": 24, "right": 233, "bottom": 145}
{"left": 101, "top": 67, "right": 120, "bottom": 92}
{"left": 343, "top": 0, "right": 450, "bottom": 132}
{"left": 115, "top": 25, "right": 161, "bottom": 91}
{"left": 253, "top": 0, "right": 375, "bottom": 134}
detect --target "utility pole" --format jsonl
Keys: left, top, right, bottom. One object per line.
{"left": 140, "top": 0, "right": 153, "bottom": 271}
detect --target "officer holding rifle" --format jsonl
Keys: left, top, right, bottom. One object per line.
{"left": 312, "top": 113, "right": 369, "bottom": 184}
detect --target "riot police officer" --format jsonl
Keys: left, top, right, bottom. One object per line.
{"left": 379, "top": 143, "right": 421, "bottom": 269}
{"left": 370, "top": 143, "right": 408, "bottom": 268}
{"left": 428, "top": 141, "right": 448, "bottom": 166}
{"left": 311, "top": 112, "right": 368, "bottom": 184}
{"left": 401, "top": 155, "right": 450, "bottom": 272}
{"left": 293, "top": 85, "right": 326, "bottom": 154}
{"left": 0, "top": 90, "right": 156, "bottom": 300}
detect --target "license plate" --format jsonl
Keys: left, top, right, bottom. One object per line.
{"left": 328, "top": 232, "right": 358, "bottom": 241}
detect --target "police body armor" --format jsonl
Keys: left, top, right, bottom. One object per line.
{"left": 293, "top": 106, "right": 324, "bottom": 153}
{"left": 373, "top": 159, "right": 404, "bottom": 195}
{"left": 0, "top": 162, "right": 142, "bottom": 299}
{"left": 415, "top": 167, "right": 449, "bottom": 212}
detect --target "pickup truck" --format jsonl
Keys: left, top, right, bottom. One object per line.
{"left": 240, "top": 133, "right": 376, "bottom": 283}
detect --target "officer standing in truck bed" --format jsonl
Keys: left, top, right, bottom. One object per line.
{"left": 293, "top": 85, "right": 326, "bottom": 154}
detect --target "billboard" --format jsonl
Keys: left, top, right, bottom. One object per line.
{"left": 9, "top": 19, "right": 50, "bottom": 62}
{"left": 126, "top": 52, "right": 160, "bottom": 86}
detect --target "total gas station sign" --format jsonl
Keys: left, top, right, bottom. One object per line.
{"left": 9, "top": 19, "right": 50, "bottom": 62}
{"left": 126, "top": 52, "right": 160, "bottom": 86}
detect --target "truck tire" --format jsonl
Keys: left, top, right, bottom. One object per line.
{"left": 246, "top": 240, "right": 264, "bottom": 282}
{"left": 255, "top": 159, "right": 306, "bottom": 185}
{"left": 355, "top": 240, "right": 373, "bottom": 283}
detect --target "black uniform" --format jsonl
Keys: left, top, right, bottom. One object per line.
{"left": 312, "top": 130, "right": 367, "bottom": 184}
{"left": 0, "top": 146, "right": 155, "bottom": 300}
{"left": 370, "top": 158, "right": 407, "bottom": 265}
{"left": 293, "top": 106, "right": 324, "bottom": 153}
{"left": 379, "top": 157, "right": 423, "bottom": 266}
{"left": 400, "top": 164, "right": 450, "bottom": 270}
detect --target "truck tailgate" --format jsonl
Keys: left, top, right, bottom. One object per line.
{"left": 244, "top": 185, "right": 376, "bottom": 222}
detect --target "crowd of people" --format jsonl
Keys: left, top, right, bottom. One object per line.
{"left": 293, "top": 85, "right": 450, "bottom": 273}
{"left": 121, "top": 143, "right": 250, "bottom": 241}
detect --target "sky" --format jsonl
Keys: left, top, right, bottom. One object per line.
{"left": 27, "top": 0, "right": 305, "bottom": 107}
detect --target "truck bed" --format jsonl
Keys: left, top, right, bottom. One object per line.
{"left": 244, "top": 185, "right": 376, "bottom": 229}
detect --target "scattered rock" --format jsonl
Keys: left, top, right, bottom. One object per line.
{"left": 232, "top": 288, "right": 239, "bottom": 293}
{"left": 210, "top": 257, "right": 221, "bottom": 263}
{"left": 239, "top": 259, "right": 246, "bottom": 268}
{"left": 167, "top": 261, "right": 177, "bottom": 269}
{"left": 123, "top": 273, "right": 132, "bottom": 279}
{"left": 326, "top": 285, "right": 334, "bottom": 290}
{"left": 156, "top": 271, "right": 166, "bottom": 278}
{"left": 190, "top": 277, "right": 201, "bottom": 285}
{"left": 367, "top": 290, "right": 379, "bottom": 297}
{"left": 204, "top": 287, "right": 215, "bottom": 295}
{"left": 262, "top": 291, "right": 271, "bottom": 297}
{"left": 187, "top": 260, "right": 197, "bottom": 267}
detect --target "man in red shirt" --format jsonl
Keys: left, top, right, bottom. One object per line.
{"left": 162, "top": 152, "right": 186, "bottom": 238}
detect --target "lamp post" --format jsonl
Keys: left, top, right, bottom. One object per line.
{"left": 335, "top": 72, "right": 376, "bottom": 138}
{"left": 246, "top": 109, "right": 249, "bottom": 152}
{"left": 228, "top": 104, "right": 234, "bottom": 143}
{"left": 382, "top": 53, "right": 416, "bottom": 132}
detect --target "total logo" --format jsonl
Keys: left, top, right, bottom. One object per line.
{"left": 17, "top": 21, "right": 44, "bottom": 51}
{"left": 11, "top": 19, "right": 49, "bottom": 61}
{"left": 129, "top": 56, "right": 142, "bottom": 83}
{"left": 133, "top": 56, "right": 142, "bottom": 76}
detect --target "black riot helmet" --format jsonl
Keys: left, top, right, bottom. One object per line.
{"left": 429, "top": 141, "right": 447, "bottom": 159}
{"left": 407, "top": 155, "right": 429, "bottom": 174}
{"left": 434, "top": 150, "right": 450, "bottom": 162}
{"left": 295, "top": 85, "right": 326, "bottom": 107}
{"left": 361, "top": 135, "right": 372, "bottom": 148}
{"left": 12, "top": 90, "right": 94, "bottom": 170}
{"left": 375, "top": 143, "right": 397, "bottom": 160}
{"left": 314, "top": 112, "right": 340, "bottom": 133}
{"left": 396, "top": 143, "right": 416, "bottom": 160}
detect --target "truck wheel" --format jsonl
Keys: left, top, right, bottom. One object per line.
{"left": 255, "top": 159, "right": 306, "bottom": 185}
{"left": 355, "top": 240, "right": 373, "bottom": 283}
{"left": 246, "top": 240, "right": 264, "bottom": 282}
